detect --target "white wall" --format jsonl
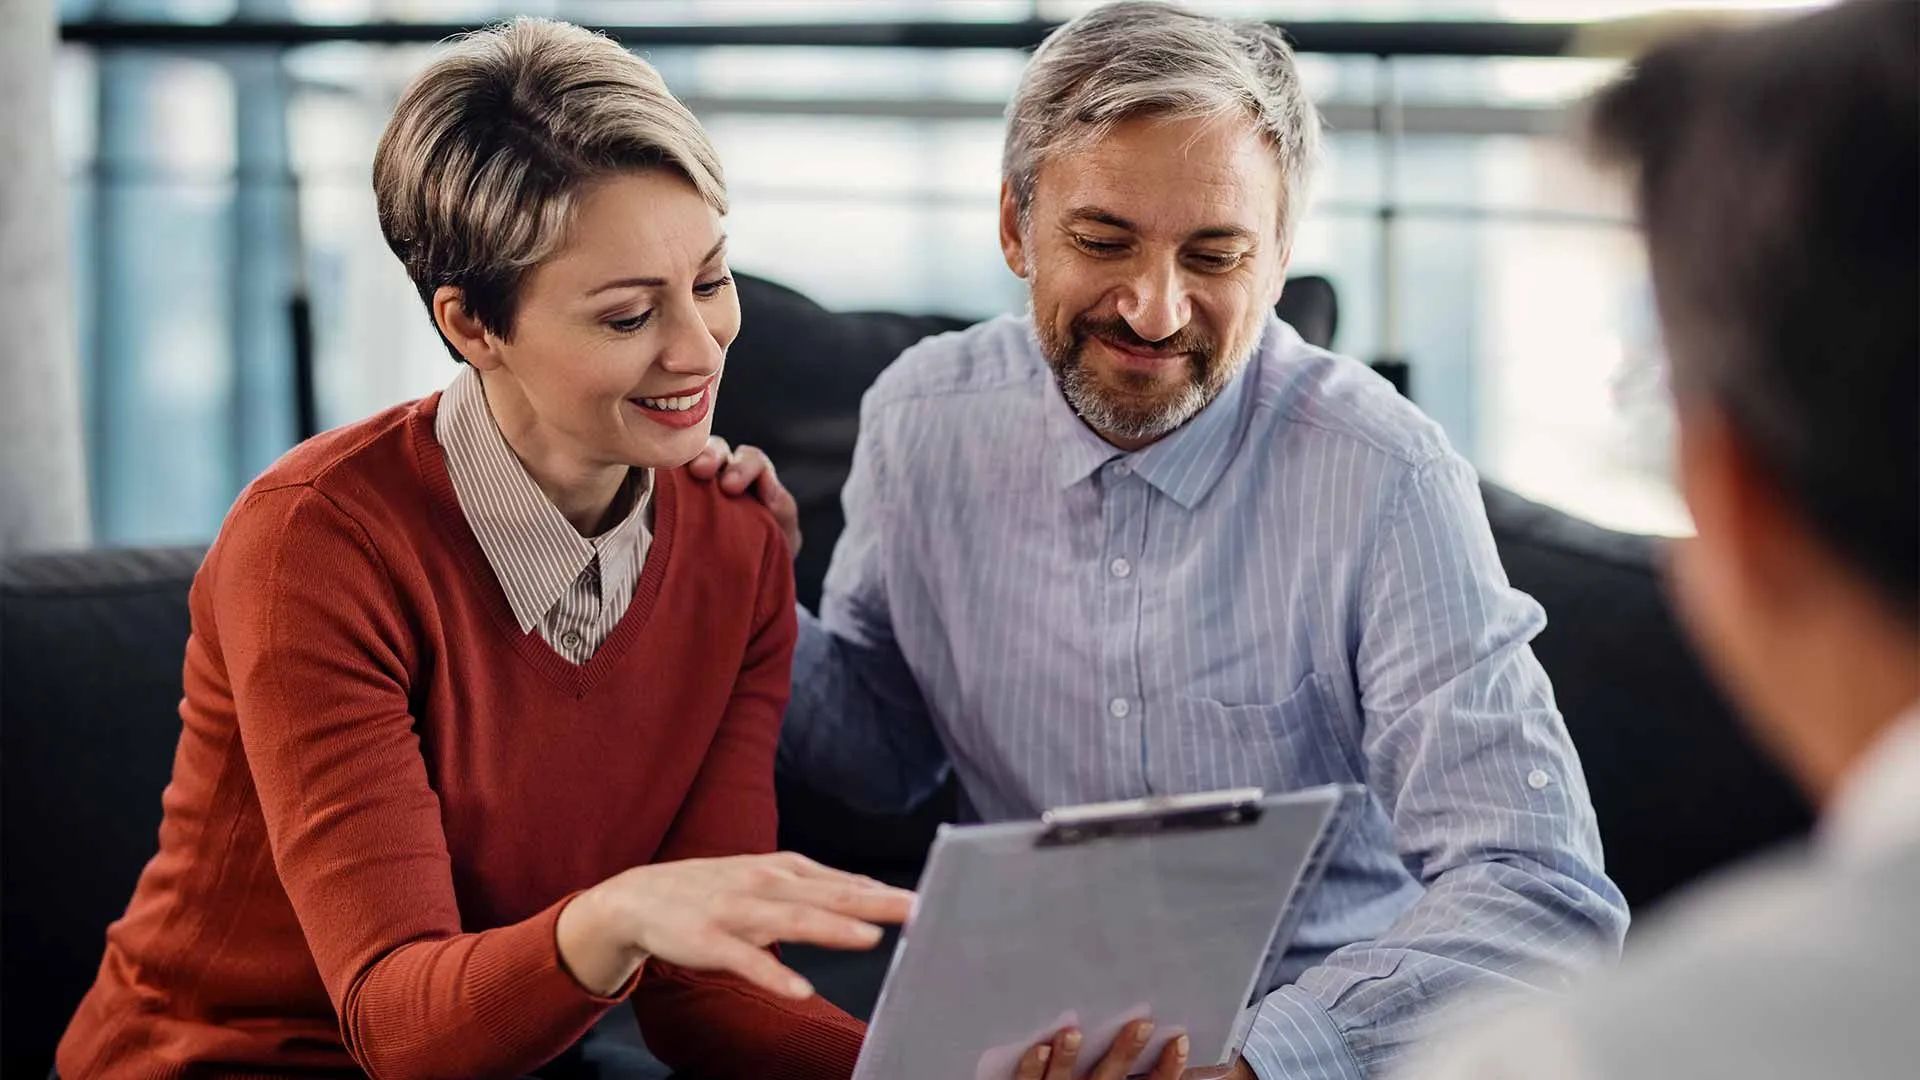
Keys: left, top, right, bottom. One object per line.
{"left": 0, "top": 0, "right": 90, "bottom": 554}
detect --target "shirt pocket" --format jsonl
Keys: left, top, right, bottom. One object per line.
{"left": 1148, "top": 672, "right": 1363, "bottom": 796}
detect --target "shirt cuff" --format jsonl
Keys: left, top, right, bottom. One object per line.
{"left": 1238, "top": 985, "right": 1366, "bottom": 1080}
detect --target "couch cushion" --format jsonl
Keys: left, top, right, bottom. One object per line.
{"left": 1480, "top": 485, "right": 1812, "bottom": 910}
{"left": 718, "top": 275, "right": 969, "bottom": 616}
{"left": 1, "top": 546, "right": 203, "bottom": 1077}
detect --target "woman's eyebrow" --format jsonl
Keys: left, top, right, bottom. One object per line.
{"left": 585, "top": 236, "right": 728, "bottom": 295}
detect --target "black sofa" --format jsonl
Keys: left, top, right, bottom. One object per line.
{"left": 0, "top": 273, "right": 1809, "bottom": 1077}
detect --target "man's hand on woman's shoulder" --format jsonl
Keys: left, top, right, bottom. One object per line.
{"left": 689, "top": 436, "right": 801, "bottom": 556}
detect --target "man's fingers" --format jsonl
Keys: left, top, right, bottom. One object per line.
{"left": 751, "top": 460, "right": 795, "bottom": 509}
{"left": 1147, "top": 1032, "right": 1189, "bottom": 1080}
{"left": 1013, "top": 1043, "right": 1053, "bottom": 1080}
{"left": 752, "top": 469, "right": 801, "bottom": 546}
{"left": 1042, "top": 1029, "right": 1081, "bottom": 1080}
{"left": 693, "top": 442, "right": 801, "bottom": 553}
{"left": 720, "top": 444, "right": 773, "bottom": 494}
{"left": 1089, "top": 1020, "right": 1155, "bottom": 1080}
{"left": 687, "top": 436, "right": 733, "bottom": 479}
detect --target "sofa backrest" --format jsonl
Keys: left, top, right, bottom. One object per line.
{"left": 1480, "top": 485, "right": 1811, "bottom": 905}
{"left": 1, "top": 546, "right": 203, "bottom": 1077}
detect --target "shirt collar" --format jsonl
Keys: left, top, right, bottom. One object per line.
{"left": 1822, "top": 699, "right": 1920, "bottom": 865}
{"left": 1039, "top": 316, "right": 1274, "bottom": 510}
{"left": 1042, "top": 356, "right": 1127, "bottom": 491}
{"left": 434, "top": 367, "right": 652, "bottom": 633}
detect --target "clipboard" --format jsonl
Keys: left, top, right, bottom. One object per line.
{"left": 851, "top": 784, "right": 1357, "bottom": 1080}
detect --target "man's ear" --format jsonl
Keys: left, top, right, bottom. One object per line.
{"left": 432, "top": 286, "right": 503, "bottom": 370}
{"left": 998, "top": 181, "right": 1029, "bottom": 280}
{"left": 1676, "top": 399, "right": 1800, "bottom": 613}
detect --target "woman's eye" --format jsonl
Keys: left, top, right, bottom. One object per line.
{"left": 694, "top": 275, "right": 734, "bottom": 299}
{"left": 608, "top": 311, "right": 653, "bottom": 333}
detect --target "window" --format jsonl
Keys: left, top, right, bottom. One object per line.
{"left": 56, "top": 0, "right": 1779, "bottom": 542}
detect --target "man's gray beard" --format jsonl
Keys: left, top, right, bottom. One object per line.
{"left": 1026, "top": 284, "right": 1258, "bottom": 445}
{"left": 1055, "top": 354, "right": 1212, "bottom": 443}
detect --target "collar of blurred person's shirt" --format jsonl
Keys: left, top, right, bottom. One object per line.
{"left": 1822, "top": 701, "right": 1920, "bottom": 865}
{"left": 433, "top": 366, "right": 653, "bottom": 634}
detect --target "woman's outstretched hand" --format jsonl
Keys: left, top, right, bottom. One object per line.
{"left": 557, "top": 851, "right": 914, "bottom": 998}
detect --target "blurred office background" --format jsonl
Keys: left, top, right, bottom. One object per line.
{"left": 43, "top": 0, "right": 1826, "bottom": 547}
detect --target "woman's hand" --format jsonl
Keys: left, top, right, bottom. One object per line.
{"left": 1013, "top": 1020, "right": 1191, "bottom": 1080}
{"left": 556, "top": 851, "right": 914, "bottom": 998}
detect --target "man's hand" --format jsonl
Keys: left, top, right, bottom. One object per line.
{"left": 687, "top": 436, "right": 801, "bottom": 556}
{"left": 1012, "top": 1022, "right": 1185, "bottom": 1080}
{"left": 1008, "top": 1020, "right": 1253, "bottom": 1080}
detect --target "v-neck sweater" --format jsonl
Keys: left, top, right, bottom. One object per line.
{"left": 56, "top": 393, "right": 863, "bottom": 1080}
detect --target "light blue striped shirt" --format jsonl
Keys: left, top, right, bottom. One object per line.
{"left": 782, "top": 313, "right": 1629, "bottom": 1079}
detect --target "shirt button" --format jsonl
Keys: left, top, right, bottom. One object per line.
{"left": 1527, "top": 768, "right": 1552, "bottom": 791}
{"left": 1109, "top": 461, "right": 1131, "bottom": 478}
{"left": 1109, "top": 557, "right": 1132, "bottom": 579}
{"left": 561, "top": 630, "right": 584, "bottom": 650}
{"left": 1108, "top": 697, "right": 1131, "bottom": 719}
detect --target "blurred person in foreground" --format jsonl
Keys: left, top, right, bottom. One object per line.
{"left": 54, "top": 19, "right": 912, "bottom": 1080}
{"left": 1407, "top": 1, "right": 1919, "bottom": 1076}
{"left": 696, "top": 3, "right": 1628, "bottom": 1077}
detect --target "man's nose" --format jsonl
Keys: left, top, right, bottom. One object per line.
{"left": 1115, "top": 259, "right": 1191, "bottom": 344}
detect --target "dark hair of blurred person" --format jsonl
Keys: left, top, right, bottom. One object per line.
{"left": 1592, "top": 0, "right": 1918, "bottom": 803}
{"left": 1407, "top": 3, "right": 1919, "bottom": 1077}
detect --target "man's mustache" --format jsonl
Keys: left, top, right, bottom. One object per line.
{"left": 1071, "top": 315, "right": 1212, "bottom": 359}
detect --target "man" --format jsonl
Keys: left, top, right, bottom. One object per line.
{"left": 1405, "top": 2, "right": 1918, "bottom": 1077}
{"left": 701, "top": 3, "right": 1626, "bottom": 1077}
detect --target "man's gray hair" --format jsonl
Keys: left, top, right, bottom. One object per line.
{"left": 1003, "top": 1, "right": 1322, "bottom": 240}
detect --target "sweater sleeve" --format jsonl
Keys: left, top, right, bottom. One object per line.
{"left": 630, "top": 517, "right": 867, "bottom": 1079}
{"left": 210, "top": 485, "right": 624, "bottom": 1080}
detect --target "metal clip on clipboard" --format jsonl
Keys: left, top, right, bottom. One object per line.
{"left": 1036, "top": 787, "right": 1268, "bottom": 847}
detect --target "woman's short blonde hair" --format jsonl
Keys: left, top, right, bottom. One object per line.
{"left": 373, "top": 17, "right": 725, "bottom": 360}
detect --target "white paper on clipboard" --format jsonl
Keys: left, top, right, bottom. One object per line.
{"left": 851, "top": 784, "right": 1356, "bottom": 1080}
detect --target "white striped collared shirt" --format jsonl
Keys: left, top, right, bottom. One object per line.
{"left": 435, "top": 366, "right": 652, "bottom": 665}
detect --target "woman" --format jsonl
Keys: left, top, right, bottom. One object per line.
{"left": 55, "top": 18, "right": 911, "bottom": 1079}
